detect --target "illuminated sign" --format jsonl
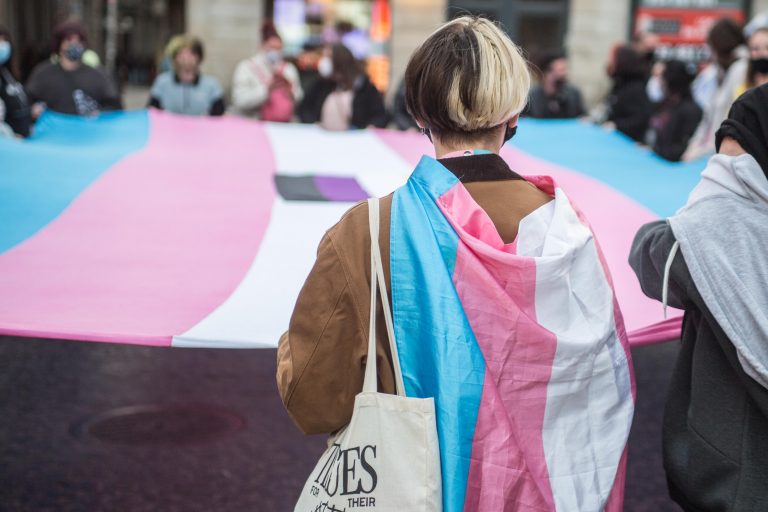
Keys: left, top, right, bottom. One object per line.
{"left": 634, "top": 0, "right": 747, "bottom": 62}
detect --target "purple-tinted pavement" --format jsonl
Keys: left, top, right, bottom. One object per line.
{"left": 0, "top": 336, "right": 681, "bottom": 511}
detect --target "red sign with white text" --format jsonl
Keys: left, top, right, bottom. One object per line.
{"left": 634, "top": 7, "right": 746, "bottom": 61}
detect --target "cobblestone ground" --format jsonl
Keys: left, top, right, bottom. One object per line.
{"left": 0, "top": 336, "right": 681, "bottom": 511}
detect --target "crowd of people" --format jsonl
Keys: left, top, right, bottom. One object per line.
{"left": 2, "top": 11, "right": 768, "bottom": 512}
{"left": 2, "top": 15, "right": 768, "bottom": 165}
{"left": 525, "top": 15, "right": 768, "bottom": 163}
{"left": 0, "top": 19, "right": 391, "bottom": 137}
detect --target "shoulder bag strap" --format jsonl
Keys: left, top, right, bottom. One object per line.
{"left": 363, "top": 197, "right": 406, "bottom": 396}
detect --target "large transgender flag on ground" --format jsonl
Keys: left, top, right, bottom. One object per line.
{"left": 391, "top": 156, "right": 634, "bottom": 511}
{"left": 0, "top": 110, "right": 704, "bottom": 347}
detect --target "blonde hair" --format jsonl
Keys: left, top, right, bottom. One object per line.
{"left": 405, "top": 16, "right": 530, "bottom": 136}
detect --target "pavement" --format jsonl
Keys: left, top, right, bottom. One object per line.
{"left": 0, "top": 335, "right": 682, "bottom": 511}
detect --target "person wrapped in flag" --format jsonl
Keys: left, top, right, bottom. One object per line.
{"left": 277, "top": 16, "right": 635, "bottom": 511}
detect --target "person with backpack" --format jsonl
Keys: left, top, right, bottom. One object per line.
{"left": 231, "top": 21, "right": 302, "bottom": 122}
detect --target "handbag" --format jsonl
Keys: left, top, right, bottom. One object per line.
{"left": 293, "top": 197, "right": 443, "bottom": 512}
{"left": 253, "top": 61, "right": 294, "bottom": 122}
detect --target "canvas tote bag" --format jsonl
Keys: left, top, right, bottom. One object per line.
{"left": 294, "top": 197, "right": 442, "bottom": 512}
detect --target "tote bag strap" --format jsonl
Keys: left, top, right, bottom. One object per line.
{"left": 363, "top": 197, "right": 406, "bottom": 397}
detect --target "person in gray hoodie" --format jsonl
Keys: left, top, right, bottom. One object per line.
{"left": 630, "top": 84, "right": 768, "bottom": 511}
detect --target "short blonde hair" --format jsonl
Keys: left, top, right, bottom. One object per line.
{"left": 405, "top": 16, "right": 530, "bottom": 137}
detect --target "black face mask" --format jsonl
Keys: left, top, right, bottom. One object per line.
{"left": 751, "top": 57, "right": 768, "bottom": 75}
{"left": 421, "top": 125, "right": 518, "bottom": 144}
{"left": 504, "top": 125, "right": 517, "bottom": 142}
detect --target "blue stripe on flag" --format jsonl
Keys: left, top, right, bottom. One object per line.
{"left": 0, "top": 110, "right": 149, "bottom": 254}
{"left": 512, "top": 119, "right": 705, "bottom": 218}
{"left": 391, "top": 156, "right": 486, "bottom": 512}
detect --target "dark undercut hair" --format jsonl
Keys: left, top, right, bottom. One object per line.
{"left": 404, "top": 16, "right": 530, "bottom": 146}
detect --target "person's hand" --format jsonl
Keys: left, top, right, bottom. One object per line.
{"left": 719, "top": 136, "right": 746, "bottom": 156}
{"left": 31, "top": 102, "right": 46, "bottom": 120}
{"left": 602, "top": 121, "right": 616, "bottom": 131}
{"left": 269, "top": 74, "right": 290, "bottom": 90}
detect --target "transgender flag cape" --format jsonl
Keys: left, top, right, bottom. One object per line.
{"left": 390, "top": 156, "right": 636, "bottom": 511}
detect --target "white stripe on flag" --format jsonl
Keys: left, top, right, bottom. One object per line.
{"left": 520, "top": 189, "right": 634, "bottom": 511}
{"left": 173, "top": 125, "right": 412, "bottom": 348}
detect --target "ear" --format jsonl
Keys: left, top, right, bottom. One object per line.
{"left": 507, "top": 115, "right": 520, "bottom": 129}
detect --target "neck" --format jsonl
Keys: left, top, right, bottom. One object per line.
{"left": 178, "top": 69, "right": 197, "bottom": 83}
{"left": 60, "top": 57, "right": 80, "bottom": 71}
{"left": 433, "top": 136, "right": 503, "bottom": 159}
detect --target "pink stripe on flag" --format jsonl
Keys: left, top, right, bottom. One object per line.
{"left": 375, "top": 128, "right": 681, "bottom": 345}
{"left": 437, "top": 184, "right": 557, "bottom": 510}
{"left": 0, "top": 110, "right": 275, "bottom": 345}
{"left": 501, "top": 146, "right": 681, "bottom": 345}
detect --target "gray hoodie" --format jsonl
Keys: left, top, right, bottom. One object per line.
{"left": 669, "top": 153, "right": 768, "bottom": 389}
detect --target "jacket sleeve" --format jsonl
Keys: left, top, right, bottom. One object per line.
{"left": 276, "top": 232, "right": 367, "bottom": 435}
{"left": 231, "top": 60, "right": 269, "bottom": 112}
{"left": 629, "top": 220, "right": 692, "bottom": 310}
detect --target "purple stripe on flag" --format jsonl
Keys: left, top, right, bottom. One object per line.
{"left": 313, "top": 176, "right": 369, "bottom": 202}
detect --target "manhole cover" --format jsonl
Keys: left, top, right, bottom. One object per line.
{"left": 74, "top": 404, "right": 246, "bottom": 446}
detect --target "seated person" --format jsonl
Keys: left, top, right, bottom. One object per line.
{"left": 526, "top": 51, "right": 585, "bottom": 119}
{"left": 148, "top": 36, "right": 225, "bottom": 117}
{"left": 26, "top": 21, "right": 122, "bottom": 117}
{"left": 231, "top": 21, "right": 303, "bottom": 121}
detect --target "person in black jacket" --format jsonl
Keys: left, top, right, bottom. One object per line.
{"left": 526, "top": 51, "right": 585, "bottom": 119}
{"left": 630, "top": 86, "right": 768, "bottom": 511}
{"left": 0, "top": 25, "right": 31, "bottom": 137}
{"left": 646, "top": 60, "right": 702, "bottom": 162}
{"left": 298, "top": 43, "right": 387, "bottom": 130}
{"left": 605, "top": 45, "right": 652, "bottom": 142}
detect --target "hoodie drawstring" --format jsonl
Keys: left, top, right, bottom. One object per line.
{"left": 662, "top": 241, "right": 680, "bottom": 319}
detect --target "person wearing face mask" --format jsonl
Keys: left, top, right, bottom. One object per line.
{"left": 645, "top": 60, "right": 702, "bottom": 162}
{"left": 0, "top": 25, "right": 30, "bottom": 137}
{"left": 738, "top": 27, "right": 768, "bottom": 94}
{"left": 25, "top": 21, "right": 122, "bottom": 117}
{"left": 148, "top": 36, "right": 225, "bottom": 117}
{"left": 297, "top": 43, "right": 387, "bottom": 130}
{"left": 684, "top": 18, "right": 749, "bottom": 161}
{"left": 526, "top": 51, "right": 585, "bottom": 119}
{"left": 280, "top": 17, "right": 635, "bottom": 510}
{"left": 231, "top": 21, "right": 302, "bottom": 121}
{"left": 630, "top": 84, "right": 768, "bottom": 511}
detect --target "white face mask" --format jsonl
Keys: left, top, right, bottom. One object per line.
{"left": 318, "top": 56, "right": 333, "bottom": 78}
{"left": 646, "top": 75, "right": 664, "bottom": 103}
{"left": 265, "top": 49, "right": 282, "bottom": 65}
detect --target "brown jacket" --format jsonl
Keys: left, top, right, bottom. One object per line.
{"left": 276, "top": 153, "right": 552, "bottom": 434}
